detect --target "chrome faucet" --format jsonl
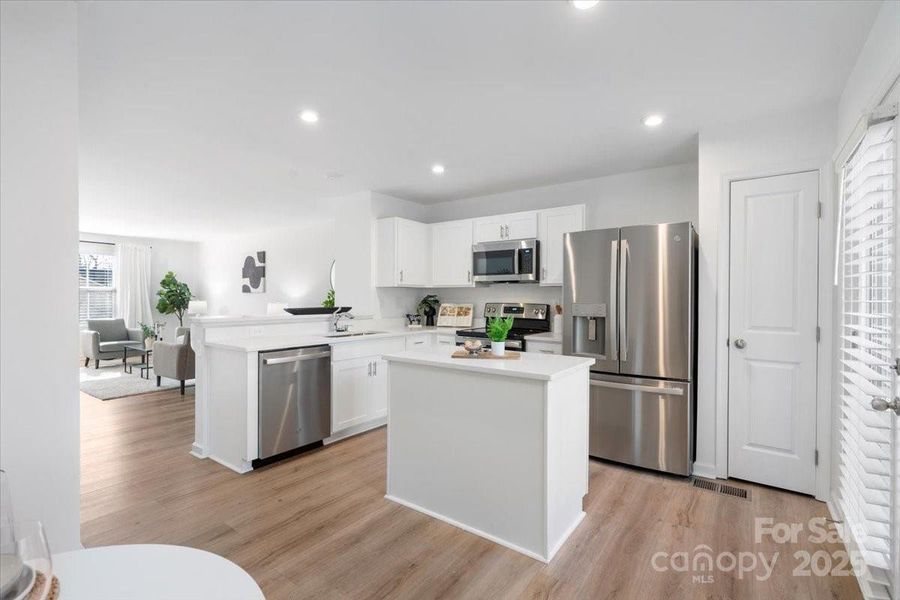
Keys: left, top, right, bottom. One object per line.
{"left": 331, "top": 308, "right": 354, "bottom": 332}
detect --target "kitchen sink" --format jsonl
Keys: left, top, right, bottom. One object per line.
{"left": 324, "top": 331, "right": 386, "bottom": 338}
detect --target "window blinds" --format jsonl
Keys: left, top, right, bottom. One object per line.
{"left": 79, "top": 252, "right": 116, "bottom": 328}
{"left": 837, "top": 118, "right": 896, "bottom": 588}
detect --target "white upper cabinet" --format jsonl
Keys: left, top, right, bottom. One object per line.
{"left": 538, "top": 205, "right": 586, "bottom": 286}
{"left": 431, "top": 219, "right": 474, "bottom": 287}
{"left": 473, "top": 211, "right": 538, "bottom": 243}
{"left": 375, "top": 217, "right": 430, "bottom": 287}
{"left": 374, "top": 206, "right": 583, "bottom": 288}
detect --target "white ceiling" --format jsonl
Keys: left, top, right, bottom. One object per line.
{"left": 78, "top": 0, "right": 880, "bottom": 240}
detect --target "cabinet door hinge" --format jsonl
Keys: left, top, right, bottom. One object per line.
{"left": 725, "top": 337, "right": 730, "bottom": 348}
{"left": 815, "top": 449, "right": 819, "bottom": 466}
{"left": 816, "top": 326, "right": 821, "bottom": 342}
{"left": 817, "top": 202, "right": 823, "bottom": 219}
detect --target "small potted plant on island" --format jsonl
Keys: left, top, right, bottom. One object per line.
{"left": 139, "top": 322, "right": 156, "bottom": 350}
{"left": 417, "top": 294, "right": 440, "bottom": 327}
{"left": 487, "top": 316, "right": 515, "bottom": 357}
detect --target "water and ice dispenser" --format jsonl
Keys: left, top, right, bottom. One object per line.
{"left": 570, "top": 302, "right": 611, "bottom": 359}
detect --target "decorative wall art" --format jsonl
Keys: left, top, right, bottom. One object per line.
{"left": 242, "top": 251, "right": 266, "bottom": 293}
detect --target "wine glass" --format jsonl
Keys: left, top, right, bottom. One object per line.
{"left": 0, "top": 470, "right": 21, "bottom": 600}
{"left": 5, "top": 521, "right": 52, "bottom": 600}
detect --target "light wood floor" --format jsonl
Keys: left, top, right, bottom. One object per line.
{"left": 80, "top": 389, "right": 862, "bottom": 599}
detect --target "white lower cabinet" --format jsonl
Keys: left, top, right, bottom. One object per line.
{"left": 369, "top": 358, "right": 388, "bottom": 419}
{"left": 435, "top": 334, "right": 456, "bottom": 349}
{"left": 527, "top": 341, "right": 562, "bottom": 355}
{"left": 331, "top": 357, "right": 373, "bottom": 432}
{"left": 405, "top": 334, "right": 432, "bottom": 350}
{"left": 331, "top": 338, "right": 405, "bottom": 435}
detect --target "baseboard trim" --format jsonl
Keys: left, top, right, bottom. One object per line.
{"left": 325, "top": 417, "right": 386, "bottom": 444}
{"left": 546, "top": 510, "right": 586, "bottom": 562}
{"left": 190, "top": 443, "right": 208, "bottom": 459}
{"left": 385, "top": 494, "right": 550, "bottom": 563}
{"left": 208, "top": 454, "right": 252, "bottom": 474}
{"left": 691, "top": 461, "right": 717, "bottom": 479}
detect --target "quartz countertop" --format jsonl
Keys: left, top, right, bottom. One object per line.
{"left": 383, "top": 348, "right": 594, "bottom": 381}
{"left": 204, "top": 326, "right": 458, "bottom": 352}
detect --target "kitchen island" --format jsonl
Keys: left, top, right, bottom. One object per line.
{"left": 383, "top": 348, "right": 595, "bottom": 562}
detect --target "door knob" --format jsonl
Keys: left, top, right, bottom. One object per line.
{"left": 871, "top": 396, "right": 900, "bottom": 416}
{"left": 733, "top": 338, "right": 746, "bottom": 349}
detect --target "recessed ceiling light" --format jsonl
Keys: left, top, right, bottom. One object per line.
{"left": 299, "top": 110, "right": 319, "bottom": 123}
{"left": 431, "top": 164, "right": 445, "bottom": 175}
{"left": 642, "top": 114, "right": 664, "bottom": 128}
{"left": 571, "top": 0, "right": 600, "bottom": 10}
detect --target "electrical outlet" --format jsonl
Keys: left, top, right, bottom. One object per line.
{"left": 250, "top": 326, "right": 264, "bottom": 337}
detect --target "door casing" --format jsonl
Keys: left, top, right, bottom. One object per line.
{"left": 712, "top": 161, "right": 834, "bottom": 502}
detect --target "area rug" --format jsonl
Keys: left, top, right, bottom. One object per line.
{"left": 79, "top": 362, "right": 195, "bottom": 400}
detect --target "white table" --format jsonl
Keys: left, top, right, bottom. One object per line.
{"left": 53, "top": 545, "right": 264, "bottom": 599}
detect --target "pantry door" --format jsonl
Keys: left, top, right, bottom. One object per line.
{"left": 727, "top": 171, "right": 820, "bottom": 494}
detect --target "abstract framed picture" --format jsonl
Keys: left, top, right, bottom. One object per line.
{"left": 242, "top": 251, "right": 266, "bottom": 293}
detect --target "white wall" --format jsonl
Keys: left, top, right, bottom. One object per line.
{"left": 80, "top": 232, "right": 201, "bottom": 337}
{"left": 423, "top": 163, "right": 699, "bottom": 318}
{"left": 0, "top": 1, "right": 81, "bottom": 551}
{"left": 198, "top": 221, "right": 335, "bottom": 317}
{"left": 696, "top": 102, "right": 837, "bottom": 479}
{"left": 426, "top": 163, "right": 698, "bottom": 229}
{"left": 836, "top": 0, "right": 900, "bottom": 149}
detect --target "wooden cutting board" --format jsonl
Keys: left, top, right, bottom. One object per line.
{"left": 451, "top": 350, "right": 521, "bottom": 360}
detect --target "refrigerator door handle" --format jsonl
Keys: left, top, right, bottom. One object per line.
{"left": 609, "top": 240, "right": 618, "bottom": 361}
{"left": 619, "top": 238, "right": 629, "bottom": 362}
{"left": 589, "top": 379, "right": 684, "bottom": 396}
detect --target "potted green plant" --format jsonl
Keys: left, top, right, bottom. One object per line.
{"left": 322, "top": 288, "right": 336, "bottom": 308}
{"left": 417, "top": 294, "right": 441, "bottom": 327}
{"left": 156, "top": 271, "right": 192, "bottom": 327}
{"left": 139, "top": 322, "right": 156, "bottom": 349}
{"left": 487, "top": 316, "right": 515, "bottom": 356}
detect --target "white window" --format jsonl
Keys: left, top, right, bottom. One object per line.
{"left": 79, "top": 242, "right": 116, "bottom": 328}
{"left": 836, "top": 117, "right": 896, "bottom": 597}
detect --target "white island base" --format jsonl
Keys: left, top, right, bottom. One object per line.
{"left": 384, "top": 350, "right": 594, "bottom": 563}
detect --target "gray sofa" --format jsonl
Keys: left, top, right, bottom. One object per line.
{"left": 154, "top": 327, "right": 195, "bottom": 395}
{"left": 81, "top": 318, "right": 143, "bottom": 368}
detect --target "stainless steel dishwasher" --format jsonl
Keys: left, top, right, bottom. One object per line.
{"left": 258, "top": 345, "right": 331, "bottom": 461}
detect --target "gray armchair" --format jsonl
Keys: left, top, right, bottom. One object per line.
{"left": 154, "top": 327, "right": 195, "bottom": 395}
{"left": 81, "top": 318, "right": 142, "bottom": 368}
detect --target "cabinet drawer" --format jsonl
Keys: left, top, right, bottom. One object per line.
{"left": 331, "top": 337, "right": 407, "bottom": 361}
{"left": 434, "top": 334, "right": 457, "bottom": 348}
{"left": 405, "top": 335, "right": 431, "bottom": 350}
{"left": 527, "top": 341, "right": 562, "bottom": 355}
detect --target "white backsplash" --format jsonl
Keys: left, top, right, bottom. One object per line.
{"left": 428, "top": 284, "right": 562, "bottom": 320}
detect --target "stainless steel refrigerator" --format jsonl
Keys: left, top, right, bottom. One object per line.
{"left": 563, "top": 222, "right": 697, "bottom": 476}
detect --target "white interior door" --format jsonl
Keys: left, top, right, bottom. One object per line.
{"left": 728, "top": 171, "right": 819, "bottom": 494}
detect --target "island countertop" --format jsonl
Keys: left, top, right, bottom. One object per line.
{"left": 383, "top": 348, "right": 594, "bottom": 381}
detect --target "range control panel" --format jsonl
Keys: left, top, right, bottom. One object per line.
{"left": 483, "top": 303, "right": 550, "bottom": 322}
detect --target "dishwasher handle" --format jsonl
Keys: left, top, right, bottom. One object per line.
{"left": 262, "top": 350, "right": 331, "bottom": 365}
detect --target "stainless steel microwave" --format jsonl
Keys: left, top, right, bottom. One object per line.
{"left": 472, "top": 239, "right": 540, "bottom": 283}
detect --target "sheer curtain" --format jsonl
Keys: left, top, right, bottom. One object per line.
{"left": 116, "top": 243, "right": 154, "bottom": 328}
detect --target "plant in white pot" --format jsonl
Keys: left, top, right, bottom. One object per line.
{"left": 139, "top": 322, "right": 156, "bottom": 349}
{"left": 487, "top": 316, "right": 515, "bottom": 357}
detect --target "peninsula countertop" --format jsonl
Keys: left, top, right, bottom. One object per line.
{"left": 383, "top": 348, "right": 594, "bottom": 381}
{"left": 203, "top": 325, "right": 457, "bottom": 352}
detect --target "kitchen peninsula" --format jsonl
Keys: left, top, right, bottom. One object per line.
{"left": 383, "top": 348, "right": 595, "bottom": 562}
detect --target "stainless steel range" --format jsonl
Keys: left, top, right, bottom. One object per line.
{"left": 456, "top": 302, "right": 551, "bottom": 351}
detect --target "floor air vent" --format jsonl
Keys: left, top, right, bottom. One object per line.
{"left": 719, "top": 484, "right": 750, "bottom": 500}
{"left": 691, "top": 478, "right": 751, "bottom": 501}
{"left": 692, "top": 478, "right": 720, "bottom": 492}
